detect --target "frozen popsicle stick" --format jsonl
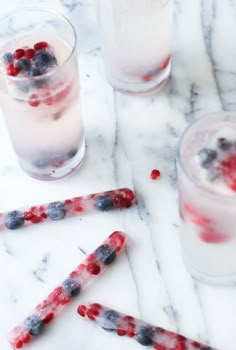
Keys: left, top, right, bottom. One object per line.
{"left": 77, "top": 303, "right": 217, "bottom": 350}
{"left": 8, "top": 232, "right": 127, "bottom": 349}
{"left": 1, "top": 188, "right": 135, "bottom": 231}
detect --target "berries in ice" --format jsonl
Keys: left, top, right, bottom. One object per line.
{"left": 95, "top": 244, "right": 116, "bottom": 265}
{"left": 62, "top": 278, "right": 81, "bottom": 298}
{"left": 95, "top": 195, "right": 114, "bottom": 211}
{"left": 47, "top": 201, "right": 66, "bottom": 220}
{"left": 24, "top": 315, "right": 44, "bottom": 336}
{"left": 5, "top": 210, "right": 25, "bottom": 230}
{"left": 135, "top": 326, "right": 155, "bottom": 346}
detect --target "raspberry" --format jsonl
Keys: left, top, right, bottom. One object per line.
{"left": 150, "top": 169, "right": 161, "bottom": 180}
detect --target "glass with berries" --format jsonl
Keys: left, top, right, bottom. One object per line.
{"left": 96, "top": 0, "right": 173, "bottom": 94}
{"left": 0, "top": 9, "right": 85, "bottom": 180}
{"left": 177, "top": 112, "right": 236, "bottom": 285}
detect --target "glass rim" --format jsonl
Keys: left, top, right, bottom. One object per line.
{"left": 177, "top": 110, "right": 236, "bottom": 202}
{"left": 0, "top": 7, "right": 77, "bottom": 82}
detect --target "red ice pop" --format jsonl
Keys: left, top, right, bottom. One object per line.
{"left": 77, "top": 303, "right": 217, "bottom": 350}
{"left": 8, "top": 232, "right": 127, "bottom": 349}
{"left": 1, "top": 188, "right": 135, "bottom": 231}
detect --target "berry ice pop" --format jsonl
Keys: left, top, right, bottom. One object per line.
{"left": 77, "top": 303, "right": 217, "bottom": 350}
{"left": 8, "top": 232, "right": 127, "bottom": 349}
{"left": 1, "top": 188, "right": 135, "bottom": 231}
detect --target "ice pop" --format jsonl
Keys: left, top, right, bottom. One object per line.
{"left": 8, "top": 232, "right": 127, "bottom": 349}
{"left": 1, "top": 188, "right": 135, "bottom": 231}
{"left": 77, "top": 303, "right": 216, "bottom": 350}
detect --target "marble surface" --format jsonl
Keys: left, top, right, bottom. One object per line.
{"left": 0, "top": 1, "right": 236, "bottom": 350}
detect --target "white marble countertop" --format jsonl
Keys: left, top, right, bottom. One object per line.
{"left": 0, "top": 0, "right": 236, "bottom": 349}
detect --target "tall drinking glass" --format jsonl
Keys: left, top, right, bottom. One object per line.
{"left": 0, "top": 9, "right": 85, "bottom": 180}
{"left": 96, "top": 0, "right": 173, "bottom": 94}
{"left": 177, "top": 112, "right": 236, "bottom": 285}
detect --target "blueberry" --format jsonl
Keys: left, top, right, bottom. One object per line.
{"left": 2, "top": 52, "right": 13, "bottom": 64}
{"left": 135, "top": 326, "right": 155, "bottom": 346}
{"left": 34, "top": 51, "right": 56, "bottom": 69}
{"left": 5, "top": 210, "right": 25, "bottom": 230}
{"left": 217, "top": 137, "right": 232, "bottom": 151}
{"left": 95, "top": 244, "right": 116, "bottom": 265}
{"left": 94, "top": 195, "right": 114, "bottom": 211}
{"left": 24, "top": 315, "right": 44, "bottom": 336}
{"left": 102, "top": 310, "right": 120, "bottom": 331}
{"left": 16, "top": 59, "right": 31, "bottom": 72}
{"left": 62, "top": 278, "right": 80, "bottom": 297}
{"left": 198, "top": 148, "right": 217, "bottom": 168}
{"left": 47, "top": 201, "right": 66, "bottom": 220}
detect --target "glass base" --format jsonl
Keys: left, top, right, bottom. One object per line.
{"left": 183, "top": 258, "right": 236, "bottom": 286}
{"left": 106, "top": 60, "right": 171, "bottom": 95}
{"left": 18, "top": 141, "right": 86, "bottom": 181}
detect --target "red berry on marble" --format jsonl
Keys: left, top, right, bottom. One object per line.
{"left": 14, "top": 48, "right": 25, "bottom": 59}
{"left": 6, "top": 63, "right": 19, "bottom": 76}
{"left": 117, "top": 328, "right": 126, "bottom": 336}
{"left": 87, "top": 263, "right": 101, "bottom": 275}
{"left": 200, "top": 229, "right": 229, "bottom": 244}
{"left": 160, "top": 55, "right": 171, "bottom": 70}
{"left": 29, "top": 94, "right": 40, "bottom": 107}
{"left": 150, "top": 169, "right": 161, "bottom": 180}
{"left": 25, "top": 48, "right": 35, "bottom": 59}
{"left": 34, "top": 41, "right": 48, "bottom": 50}
{"left": 77, "top": 305, "right": 87, "bottom": 317}
{"left": 43, "top": 313, "right": 54, "bottom": 324}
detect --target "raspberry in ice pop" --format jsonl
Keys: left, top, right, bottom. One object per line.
{"left": 77, "top": 303, "right": 217, "bottom": 350}
{"left": 1, "top": 188, "right": 135, "bottom": 231}
{"left": 8, "top": 232, "right": 127, "bottom": 349}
